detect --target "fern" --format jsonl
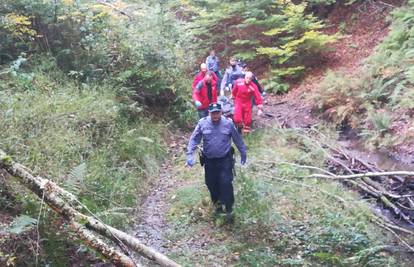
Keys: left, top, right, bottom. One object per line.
{"left": 65, "top": 162, "right": 87, "bottom": 193}
{"left": 7, "top": 215, "right": 37, "bottom": 234}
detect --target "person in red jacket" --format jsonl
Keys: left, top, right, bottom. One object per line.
{"left": 193, "top": 71, "right": 218, "bottom": 118}
{"left": 232, "top": 71, "right": 263, "bottom": 134}
{"left": 192, "top": 63, "right": 218, "bottom": 91}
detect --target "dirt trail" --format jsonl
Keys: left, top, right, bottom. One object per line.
{"left": 130, "top": 1, "right": 410, "bottom": 265}
{"left": 132, "top": 160, "right": 175, "bottom": 253}
{"left": 131, "top": 130, "right": 240, "bottom": 266}
{"left": 130, "top": 131, "right": 190, "bottom": 263}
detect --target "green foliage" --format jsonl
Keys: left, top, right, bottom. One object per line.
{"left": 0, "top": 63, "right": 168, "bottom": 262}
{"left": 168, "top": 128, "right": 400, "bottom": 266}
{"left": 262, "top": 76, "right": 290, "bottom": 93}
{"left": 234, "top": 172, "right": 277, "bottom": 229}
{"left": 0, "top": 0, "right": 196, "bottom": 121}
{"left": 6, "top": 215, "right": 37, "bottom": 234}
{"left": 313, "top": 2, "right": 414, "bottom": 149}
{"left": 370, "top": 112, "right": 392, "bottom": 134}
{"left": 177, "top": 0, "right": 337, "bottom": 86}
{"left": 257, "top": 1, "right": 337, "bottom": 69}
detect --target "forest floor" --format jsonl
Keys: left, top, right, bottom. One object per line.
{"left": 130, "top": 1, "right": 414, "bottom": 266}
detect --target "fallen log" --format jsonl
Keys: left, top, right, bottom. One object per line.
{"left": 0, "top": 149, "right": 181, "bottom": 267}
{"left": 69, "top": 220, "right": 138, "bottom": 267}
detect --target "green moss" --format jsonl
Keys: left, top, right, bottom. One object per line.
{"left": 0, "top": 154, "right": 12, "bottom": 167}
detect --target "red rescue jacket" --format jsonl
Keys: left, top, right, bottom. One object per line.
{"left": 232, "top": 78, "right": 263, "bottom": 105}
{"left": 192, "top": 71, "right": 218, "bottom": 90}
{"left": 193, "top": 79, "right": 218, "bottom": 110}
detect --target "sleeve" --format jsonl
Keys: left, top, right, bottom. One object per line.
{"left": 186, "top": 123, "right": 203, "bottom": 160}
{"left": 230, "top": 122, "right": 246, "bottom": 157}
{"left": 232, "top": 81, "right": 238, "bottom": 99}
{"left": 192, "top": 74, "right": 201, "bottom": 90}
{"left": 192, "top": 81, "right": 203, "bottom": 102}
{"left": 251, "top": 83, "right": 263, "bottom": 106}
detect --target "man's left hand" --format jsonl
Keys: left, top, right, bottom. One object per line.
{"left": 186, "top": 158, "right": 195, "bottom": 167}
{"left": 240, "top": 154, "right": 247, "bottom": 165}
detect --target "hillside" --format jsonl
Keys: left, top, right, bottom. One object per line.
{"left": 1, "top": 0, "right": 414, "bottom": 266}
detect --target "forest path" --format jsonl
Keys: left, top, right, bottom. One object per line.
{"left": 129, "top": 1, "right": 405, "bottom": 266}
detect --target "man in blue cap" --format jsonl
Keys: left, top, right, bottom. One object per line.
{"left": 186, "top": 102, "right": 247, "bottom": 223}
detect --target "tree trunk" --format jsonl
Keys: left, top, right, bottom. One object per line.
{"left": 0, "top": 149, "right": 181, "bottom": 267}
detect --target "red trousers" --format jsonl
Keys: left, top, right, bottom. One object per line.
{"left": 233, "top": 99, "right": 252, "bottom": 130}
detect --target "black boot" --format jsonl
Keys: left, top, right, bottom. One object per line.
{"left": 214, "top": 202, "right": 224, "bottom": 215}
{"left": 225, "top": 211, "right": 234, "bottom": 224}
{"left": 225, "top": 206, "right": 234, "bottom": 224}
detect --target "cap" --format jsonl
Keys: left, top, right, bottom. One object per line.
{"left": 209, "top": 102, "right": 222, "bottom": 112}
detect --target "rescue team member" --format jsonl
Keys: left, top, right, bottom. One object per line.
{"left": 240, "top": 63, "right": 265, "bottom": 95}
{"left": 220, "top": 57, "right": 243, "bottom": 95}
{"left": 193, "top": 71, "right": 218, "bottom": 118}
{"left": 192, "top": 63, "right": 218, "bottom": 91}
{"left": 186, "top": 103, "right": 247, "bottom": 223}
{"left": 205, "top": 50, "right": 222, "bottom": 85}
{"left": 232, "top": 71, "right": 263, "bottom": 134}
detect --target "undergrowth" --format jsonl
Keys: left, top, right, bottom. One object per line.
{"left": 0, "top": 65, "right": 167, "bottom": 265}
{"left": 313, "top": 2, "right": 414, "bottom": 151}
{"left": 167, "top": 127, "right": 408, "bottom": 266}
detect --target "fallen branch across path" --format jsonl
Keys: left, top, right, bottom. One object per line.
{"left": 0, "top": 149, "right": 181, "bottom": 267}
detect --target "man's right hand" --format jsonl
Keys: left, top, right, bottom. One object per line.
{"left": 186, "top": 158, "right": 195, "bottom": 167}
{"left": 194, "top": 101, "right": 202, "bottom": 108}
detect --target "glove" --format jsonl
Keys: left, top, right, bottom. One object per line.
{"left": 257, "top": 104, "right": 264, "bottom": 116}
{"left": 186, "top": 157, "right": 195, "bottom": 167}
{"left": 225, "top": 86, "right": 230, "bottom": 92}
{"left": 261, "top": 91, "right": 266, "bottom": 97}
{"left": 220, "top": 89, "right": 225, "bottom": 96}
{"left": 194, "top": 100, "right": 202, "bottom": 108}
{"left": 240, "top": 154, "right": 247, "bottom": 166}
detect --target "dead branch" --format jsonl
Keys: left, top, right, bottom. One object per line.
{"left": 260, "top": 172, "right": 348, "bottom": 203}
{"left": 308, "top": 171, "right": 414, "bottom": 180}
{"left": 0, "top": 149, "right": 181, "bottom": 267}
{"left": 96, "top": 0, "right": 133, "bottom": 20}
{"left": 256, "top": 160, "right": 335, "bottom": 176}
{"left": 374, "top": 220, "right": 414, "bottom": 253}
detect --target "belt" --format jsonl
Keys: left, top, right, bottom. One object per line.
{"left": 204, "top": 147, "right": 234, "bottom": 160}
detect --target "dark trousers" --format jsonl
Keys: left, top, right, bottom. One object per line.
{"left": 204, "top": 153, "right": 234, "bottom": 212}
{"left": 214, "top": 70, "right": 222, "bottom": 87}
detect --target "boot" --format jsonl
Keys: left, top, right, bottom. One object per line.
{"left": 225, "top": 211, "right": 234, "bottom": 224}
{"left": 214, "top": 202, "right": 224, "bottom": 215}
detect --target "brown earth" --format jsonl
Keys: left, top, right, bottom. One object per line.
{"left": 257, "top": 0, "right": 410, "bottom": 157}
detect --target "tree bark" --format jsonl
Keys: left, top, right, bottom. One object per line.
{"left": 0, "top": 149, "right": 181, "bottom": 267}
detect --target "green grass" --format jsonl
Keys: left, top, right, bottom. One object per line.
{"left": 167, "top": 127, "right": 408, "bottom": 266}
{"left": 0, "top": 69, "right": 167, "bottom": 265}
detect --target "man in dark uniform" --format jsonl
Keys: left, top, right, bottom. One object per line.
{"left": 186, "top": 103, "right": 247, "bottom": 223}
